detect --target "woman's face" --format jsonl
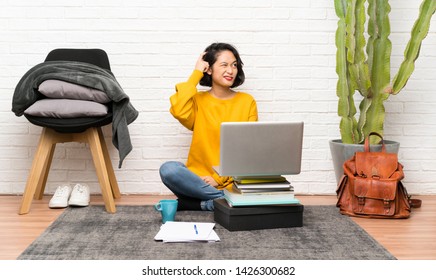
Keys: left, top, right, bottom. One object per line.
{"left": 207, "top": 50, "right": 238, "bottom": 88}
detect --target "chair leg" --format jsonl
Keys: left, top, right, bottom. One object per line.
{"left": 97, "top": 128, "right": 121, "bottom": 199}
{"left": 87, "top": 128, "right": 116, "bottom": 213}
{"left": 19, "top": 128, "right": 56, "bottom": 215}
{"left": 34, "top": 144, "right": 56, "bottom": 200}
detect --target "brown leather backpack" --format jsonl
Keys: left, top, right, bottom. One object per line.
{"left": 336, "top": 132, "right": 419, "bottom": 219}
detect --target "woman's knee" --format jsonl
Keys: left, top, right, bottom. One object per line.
{"left": 159, "top": 161, "right": 183, "bottom": 180}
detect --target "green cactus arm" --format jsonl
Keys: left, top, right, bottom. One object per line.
{"left": 366, "top": 0, "right": 376, "bottom": 74}
{"left": 345, "top": 0, "right": 356, "bottom": 64}
{"left": 340, "top": 115, "right": 359, "bottom": 144}
{"left": 362, "top": 95, "right": 388, "bottom": 144}
{"left": 367, "top": 0, "right": 391, "bottom": 93}
{"left": 357, "top": 96, "right": 372, "bottom": 143}
{"left": 354, "top": 0, "right": 371, "bottom": 98}
{"left": 346, "top": 0, "right": 359, "bottom": 92}
{"left": 363, "top": 0, "right": 391, "bottom": 143}
{"left": 352, "top": 0, "right": 371, "bottom": 143}
{"left": 391, "top": 0, "right": 436, "bottom": 94}
{"left": 335, "top": 0, "right": 358, "bottom": 143}
{"left": 344, "top": 0, "right": 370, "bottom": 143}
{"left": 334, "top": 0, "right": 347, "bottom": 19}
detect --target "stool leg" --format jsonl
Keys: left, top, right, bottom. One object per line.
{"left": 19, "top": 128, "right": 56, "bottom": 215}
{"left": 97, "top": 128, "right": 121, "bottom": 199}
{"left": 87, "top": 128, "right": 116, "bottom": 213}
{"left": 34, "top": 144, "right": 56, "bottom": 200}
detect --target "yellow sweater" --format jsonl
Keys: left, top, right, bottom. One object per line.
{"left": 170, "top": 70, "right": 258, "bottom": 188}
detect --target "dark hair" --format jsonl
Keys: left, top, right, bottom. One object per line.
{"left": 199, "top": 42, "right": 245, "bottom": 88}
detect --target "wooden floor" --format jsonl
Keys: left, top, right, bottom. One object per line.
{"left": 1, "top": 194, "right": 435, "bottom": 260}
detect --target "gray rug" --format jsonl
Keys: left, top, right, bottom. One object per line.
{"left": 18, "top": 205, "right": 395, "bottom": 260}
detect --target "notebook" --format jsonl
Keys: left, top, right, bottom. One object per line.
{"left": 213, "top": 121, "right": 304, "bottom": 177}
{"left": 154, "top": 222, "right": 220, "bottom": 243}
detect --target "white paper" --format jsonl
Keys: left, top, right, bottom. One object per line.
{"left": 154, "top": 221, "right": 220, "bottom": 243}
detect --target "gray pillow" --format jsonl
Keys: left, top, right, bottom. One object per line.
{"left": 38, "top": 79, "right": 111, "bottom": 103}
{"left": 24, "top": 99, "right": 108, "bottom": 118}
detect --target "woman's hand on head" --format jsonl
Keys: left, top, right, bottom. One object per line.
{"left": 195, "top": 52, "right": 209, "bottom": 73}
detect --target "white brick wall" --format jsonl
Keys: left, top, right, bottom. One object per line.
{"left": 1, "top": 0, "right": 435, "bottom": 196}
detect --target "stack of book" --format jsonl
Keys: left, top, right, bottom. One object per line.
{"left": 223, "top": 176, "right": 300, "bottom": 207}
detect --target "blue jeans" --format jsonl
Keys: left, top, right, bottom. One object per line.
{"left": 159, "top": 161, "right": 224, "bottom": 211}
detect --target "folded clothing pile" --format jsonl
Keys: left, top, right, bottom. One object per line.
{"left": 24, "top": 79, "right": 111, "bottom": 118}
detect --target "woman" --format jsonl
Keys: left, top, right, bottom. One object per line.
{"left": 159, "top": 43, "right": 258, "bottom": 211}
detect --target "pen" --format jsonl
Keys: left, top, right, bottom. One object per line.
{"left": 194, "top": 224, "right": 198, "bottom": 235}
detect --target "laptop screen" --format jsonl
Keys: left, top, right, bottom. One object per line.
{"left": 215, "top": 121, "right": 304, "bottom": 177}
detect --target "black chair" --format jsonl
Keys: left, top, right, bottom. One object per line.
{"left": 19, "top": 49, "right": 120, "bottom": 215}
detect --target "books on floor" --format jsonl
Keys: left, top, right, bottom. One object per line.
{"left": 154, "top": 221, "right": 220, "bottom": 243}
{"left": 233, "top": 179, "right": 293, "bottom": 191}
{"left": 223, "top": 175, "right": 300, "bottom": 207}
{"left": 233, "top": 175, "right": 288, "bottom": 184}
{"left": 223, "top": 188, "right": 299, "bottom": 207}
{"left": 224, "top": 185, "right": 299, "bottom": 207}
{"left": 232, "top": 184, "right": 294, "bottom": 195}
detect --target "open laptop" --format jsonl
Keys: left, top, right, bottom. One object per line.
{"left": 214, "top": 121, "right": 304, "bottom": 177}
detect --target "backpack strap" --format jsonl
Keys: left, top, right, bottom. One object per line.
{"left": 364, "top": 132, "right": 386, "bottom": 153}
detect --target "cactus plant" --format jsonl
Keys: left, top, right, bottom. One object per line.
{"left": 334, "top": 0, "right": 436, "bottom": 144}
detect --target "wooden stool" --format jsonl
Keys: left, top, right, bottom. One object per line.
{"left": 19, "top": 127, "right": 120, "bottom": 214}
